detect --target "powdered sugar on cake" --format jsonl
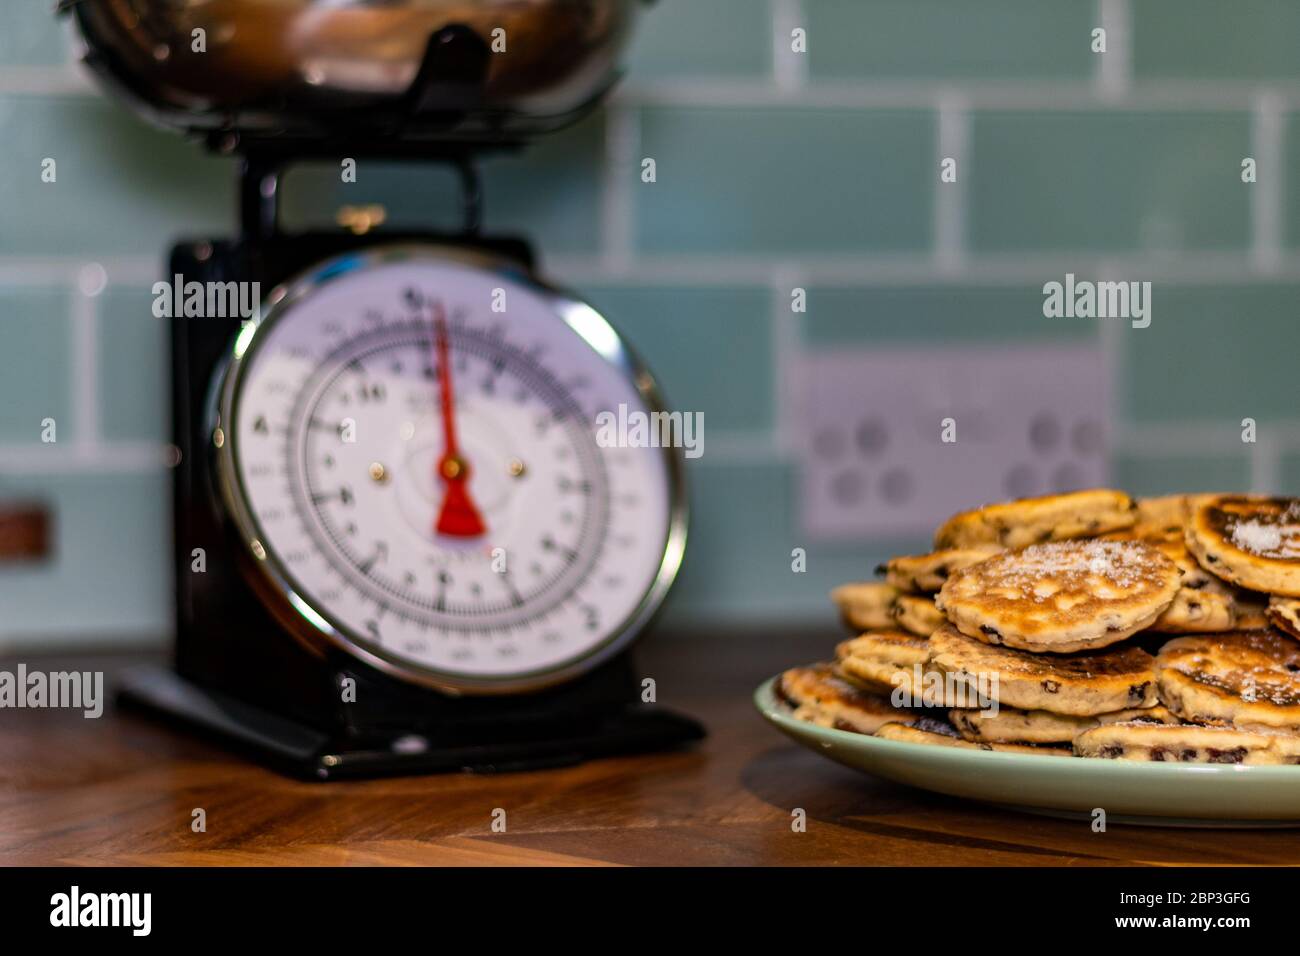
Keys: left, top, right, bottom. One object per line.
{"left": 1231, "top": 518, "right": 1300, "bottom": 559}
{"left": 978, "top": 540, "right": 1165, "bottom": 597}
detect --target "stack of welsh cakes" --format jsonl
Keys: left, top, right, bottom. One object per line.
{"left": 777, "top": 490, "right": 1300, "bottom": 764}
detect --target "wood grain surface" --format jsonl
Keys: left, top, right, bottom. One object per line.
{"left": 3, "top": 631, "right": 1300, "bottom": 866}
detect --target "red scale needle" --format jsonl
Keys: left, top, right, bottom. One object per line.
{"left": 431, "top": 303, "right": 487, "bottom": 538}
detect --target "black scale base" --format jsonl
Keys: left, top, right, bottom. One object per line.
{"left": 115, "top": 230, "right": 703, "bottom": 781}
{"left": 118, "top": 660, "right": 704, "bottom": 781}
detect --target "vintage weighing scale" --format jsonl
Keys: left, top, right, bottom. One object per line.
{"left": 64, "top": 0, "right": 701, "bottom": 778}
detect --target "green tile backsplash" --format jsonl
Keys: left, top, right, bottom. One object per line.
{"left": 627, "top": 0, "right": 772, "bottom": 77}
{"left": 0, "top": 288, "right": 73, "bottom": 444}
{"left": 969, "top": 111, "right": 1252, "bottom": 253}
{"left": 0, "top": 5, "right": 68, "bottom": 66}
{"left": 0, "top": 472, "right": 170, "bottom": 638}
{"left": 806, "top": 0, "right": 1094, "bottom": 80}
{"left": 1286, "top": 113, "right": 1300, "bottom": 250}
{"left": 98, "top": 287, "right": 167, "bottom": 444}
{"left": 1122, "top": 285, "right": 1300, "bottom": 424}
{"left": 583, "top": 285, "right": 776, "bottom": 433}
{"left": 675, "top": 459, "right": 920, "bottom": 618}
{"left": 284, "top": 114, "right": 606, "bottom": 252}
{"left": 1113, "top": 452, "right": 1253, "bottom": 499}
{"left": 0, "top": 95, "right": 233, "bottom": 256}
{"left": 1132, "top": 0, "right": 1300, "bottom": 80}
{"left": 802, "top": 286, "right": 1102, "bottom": 346}
{"left": 3, "top": 1, "right": 1300, "bottom": 644}
{"left": 635, "top": 107, "right": 934, "bottom": 254}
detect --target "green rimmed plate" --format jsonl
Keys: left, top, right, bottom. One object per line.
{"left": 754, "top": 677, "right": 1300, "bottom": 827}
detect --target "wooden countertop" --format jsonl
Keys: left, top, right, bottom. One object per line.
{"left": 3, "top": 631, "right": 1299, "bottom": 866}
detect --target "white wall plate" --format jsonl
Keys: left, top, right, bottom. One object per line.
{"left": 797, "top": 344, "right": 1110, "bottom": 540}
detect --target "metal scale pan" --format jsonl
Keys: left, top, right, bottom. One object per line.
{"left": 62, "top": 0, "right": 643, "bottom": 149}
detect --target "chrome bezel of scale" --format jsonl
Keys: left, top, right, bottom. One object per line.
{"left": 209, "top": 243, "right": 687, "bottom": 696}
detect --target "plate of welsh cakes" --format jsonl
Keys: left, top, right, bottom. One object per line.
{"left": 756, "top": 490, "right": 1300, "bottom": 825}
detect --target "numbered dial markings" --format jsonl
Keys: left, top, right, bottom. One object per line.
{"left": 224, "top": 255, "right": 674, "bottom": 685}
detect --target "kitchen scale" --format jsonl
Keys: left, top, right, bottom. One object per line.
{"left": 65, "top": 0, "right": 702, "bottom": 778}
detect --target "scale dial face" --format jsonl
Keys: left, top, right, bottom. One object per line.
{"left": 214, "top": 246, "right": 683, "bottom": 694}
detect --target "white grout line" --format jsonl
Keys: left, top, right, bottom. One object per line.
{"left": 0, "top": 64, "right": 96, "bottom": 96}
{"left": 0, "top": 260, "right": 78, "bottom": 285}
{"left": 1250, "top": 438, "right": 1281, "bottom": 493}
{"left": 770, "top": 265, "right": 804, "bottom": 458}
{"left": 1249, "top": 89, "right": 1286, "bottom": 275}
{"left": 3, "top": 60, "right": 1300, "bottom": 112}
{"left": 1096, "top": 261, "right": 1123, "bottom": 484}
{"left": 1114, "top": 421, "right": 1268, "bottom": 455}
{"left": 698, "top": 430, "right": 785, "bottom": 463}
{"left": 11, "top": 251, "right": 1300, "bottom": 293}
{"left": 0, "top": 256, "right": 159, "bottom": 286}
{"left": 1259, "top": 422, "right": 1300, "bottom": 445}
{"left": 612, "top": 77, "right": 1300, "bottom": 112}
{"left": 770, "top": 0, "right": 808, "bottom": 93}
{"left": 0, "top": 436, "right": 784, "bottom": 471}
{"left": 548, "top": 250, "right": 1300, "bottom": 287}
{"left": 0, "top": 632, "right": 170, "bottom": 653}
{"left": 934, "top": 92, "right": 969, "bottom": 273}
{"left": 0, "top": 424, "right": 1288, "bottom": 474}
{"left": 703, "top": 418, "right": 1300, "bottom": 465}
{"left": 1094, "top": 0, "right": 1132, "bottom": 101}
{"left": 598, "top": 104, "right": 639, "bottom": 272}
{"left": 0, "top": 442, "right": 170, "bottom": 475}
{"left": 0, "top": 426, "right": 1289, "bottom": 474}
{"left": 70, "top": 286, "right": 100, "bottom": 449}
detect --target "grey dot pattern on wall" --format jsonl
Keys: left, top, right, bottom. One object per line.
{"left": 880, "top": 467, "right": 914, "bottom": 504}
{"left": 1004, "top": 462, "right": 1038, "bottom": 499}
{"left": 1029, "top": 413, "right": 1061, "bottom": 452}
{"left": 819, "top": 419, "right": 920, "bottom": 510}
{"left": 830, "top": 469, "right": 866, "bottom": 506}
{"left": 856, "top": 418, "right": 889, "bottom": 457}
{"left": 800, "top": 348, "right": 1110, "bottom": 540}
{"left": 1011, "top": 415, "right": 1105, "bottom": 496}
